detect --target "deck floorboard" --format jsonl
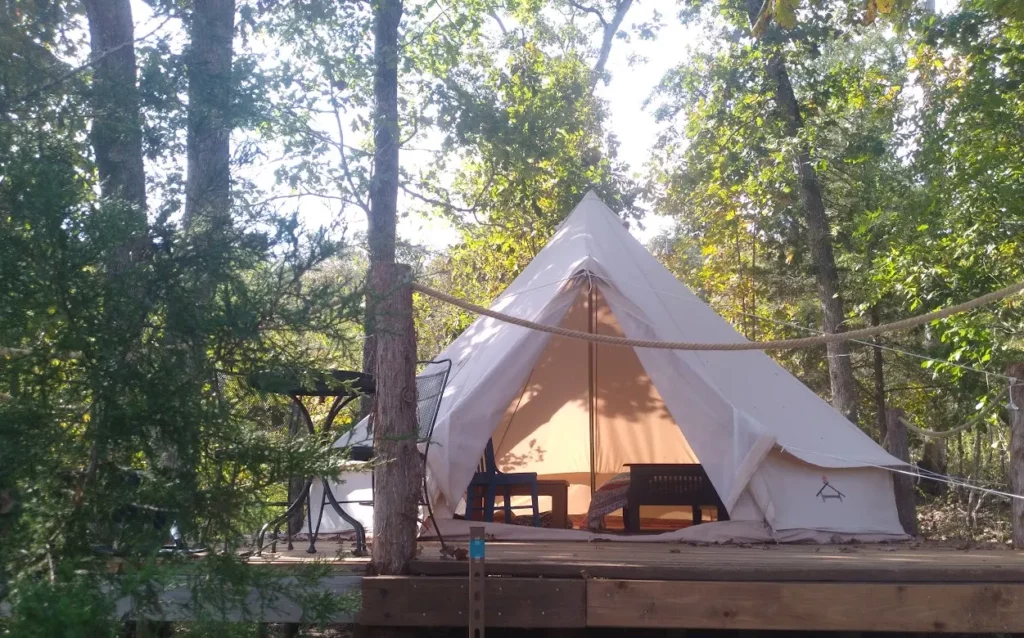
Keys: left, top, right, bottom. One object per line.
{"left": 253, "top": 538, "right": 1024, "bottom": 582}
{"left": 253, "top": 538, "right": 1024, "bottom": 631}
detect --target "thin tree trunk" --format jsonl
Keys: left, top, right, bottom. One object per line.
{"left": 287, "top": 403, "right": 305, "bottom": 536}
{"left": 885, "top": 408, "right": 917, "bottom": 536}
{"left": 956, "top": 430, "right": 964, "bottom": 479}
{"left": 985, "top": 425, "right": 994, "bottom": 484}
{"left": 870, "top": 306, "right": 887, "bottom": 441}
{"left": 183, "top": 0, "right": 234, "bottom": 234}
{"left": 1008, "top": 363, "right": 1024, "bottom": 548}
{"left": 360, "top": 0, "right": 403, "bottom": 421}
{"left": 83, "top": 0, "right": 147, "bottom": 212}
{"left": 367, "top": 0, "right": 401, "bottom": 265}
{"left": 750, "top": 233, "right": 757, "bottom": 341}
{"left": 968, "top": 427, "right": 983, "bottom": 527}
{"left": 745, "top": 0, "right": 859, "bottom": 425}
{"left": 370, "top": 263, "right": 420, "bottom": 575}
{"left": 364, "top": 0, "right": 422, "bottom": 586}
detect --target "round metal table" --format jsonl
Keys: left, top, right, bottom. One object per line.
{"left": 251, "top": 369, "right": 374, "bottom": 556}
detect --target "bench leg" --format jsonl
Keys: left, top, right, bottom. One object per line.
{"left": 502, "top": 485, "right": 512, "bottom": 523}
{"left": 531, "top": 482, "right": 540, "bottom": 527}
{"left": 625, "top": 502, "right": 640, "bottom": 533}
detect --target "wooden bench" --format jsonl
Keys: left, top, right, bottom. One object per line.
{"left": 623, "top": 463, "right": 729, "bottom": 532}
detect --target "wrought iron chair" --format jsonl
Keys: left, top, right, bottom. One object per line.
{"left": 466, "top": 439, "right": 540, "bottom": 526}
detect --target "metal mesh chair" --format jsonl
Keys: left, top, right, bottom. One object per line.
{"left": 301, "top": 359, "right": 452, "bottom": 554}
{"left": 415, "top": 360, "right": 451, "bottom": 467}
{"left": 414, "top": 360, "right": 452, "bottom": 543}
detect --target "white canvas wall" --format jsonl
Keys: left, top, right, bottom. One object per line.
{"left": 309, "top": 192, "right": 909, "bottom": 541}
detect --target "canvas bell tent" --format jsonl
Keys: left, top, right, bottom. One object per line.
{"left": 313, "top": 192, "right": 909, "bottom": 543}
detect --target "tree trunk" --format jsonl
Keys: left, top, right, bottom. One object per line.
{"left": 870, "top": 306, "right": 887, "bottom": 441}
{"left": 1008, "top": 363, "right": 1024, "bottom": 548}
{"left": 81, "top": 0, "right": 151, "bottom": 508}
{"left": 360, "top": 0, "right": 403, "bottom": 421}
{"left": 370, "top": 263, "right": 420, "bottom": 575}
{"left": 745, "top": 0, "right": 859, "bottom": 426}
{"left": 885, "top": 408, "right": 917, "bottom": 536}
{"left": 368, "top": 0, "right": 401, "bottom": 265}
{"left": 287, "top": 403, "right": 305, "bottom": 536}
{"left": 183, "top": 0, "right": 234, "bottom": 234}
{"left": 919, "top": 439, "right": 946, "bottom": 497}
{"left": 83, "top": 0, "right": 147, "bottom": 212}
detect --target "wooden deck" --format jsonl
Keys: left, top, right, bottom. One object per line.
{"left": 253, "top": 538, "right": 1024, "bottom": 632}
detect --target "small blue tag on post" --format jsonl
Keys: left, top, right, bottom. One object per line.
{"left": 469, "top": 537, "right": 485, "bottom": 560}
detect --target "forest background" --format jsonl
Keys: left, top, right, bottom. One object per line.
{"left": 1, "top": 0, "right": 1022, "bottom": 634}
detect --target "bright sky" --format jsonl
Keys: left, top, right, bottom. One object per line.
{"left": 400, "top": 4, "right": 692, "bottom": 249}
{"left": 123, "top": 1, "right": 958, "bottom": 251}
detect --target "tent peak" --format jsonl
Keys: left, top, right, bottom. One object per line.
{"left": 567, "top": 191, "right": 619, "bottom": 224}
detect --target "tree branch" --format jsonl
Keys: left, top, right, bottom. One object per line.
{"left": 6, "top": 15, "right": 173, "bottom": 108}
{"left": 329, "top": 89, "right": 372, "bottom": 216}
{"left": 489, "top": 11, "right": 508, "bottom": 35}
{"left": 590, "top": 0, "right": 633, "bottom": 90}
{"left": 568, "top": 0, "right": 608, "bottom": 28}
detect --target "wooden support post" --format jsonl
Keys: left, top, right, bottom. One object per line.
{"left": 885, "top": 408, "right": 917, "bottom": 536}
{"left": 370, "top": 263, "right": 421, "bottom": 576}
{"left": 1009, "top": 363, "right": 1024, "bottom": 549}
{"left": 469, "top": 526, "right": 486, "bottom": 637}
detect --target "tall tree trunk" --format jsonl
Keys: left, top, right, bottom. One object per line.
{"left": 183, "top": 0, "right": 234, "bottom": 235}
{"left": 81, "top": 0, "right": 150, "bottom": 505}
{"left": 370, "top": 264, "right": 420, "bottom": 576}
{"left": 287, "top": 403, "right": 306, "bottom": 536}
{"left": 368, "top": 0, "right": 401, "bottom": 264}
{"left": 161, "top": 0, "right": 234, "bottom": 478}
{"left": 1008, "top": 363, "right": 1024, "bottom": 548}
{"left": 870, "top": 305, "right": 887, "bottom": 441}
{"left": 885, "top": 408, "right": 917, "bottom": 536}
{"left": 83, "top": 0, "right": 147, "bottom": 212}
{"left": 745, "top": 0, "right": 859, "bottom": 425}
{"left": 360, "top": 0, "right": 403, "bottom": 420}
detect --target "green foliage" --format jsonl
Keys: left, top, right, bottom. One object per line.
{"left": 0, "top": 4, "right": 366, "bottom": 631}
{"left": 3, "top": 571, "right": 117, "bottom": 638}
{"left": 408, "top": 11, "right": 641, "bottom": 344}
{"left": 649, "top": 0, "right": 1023, "bottom": 503}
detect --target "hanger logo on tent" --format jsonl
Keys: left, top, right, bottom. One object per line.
{"left": 816, "top": 476, "right": 845, "bottom": 502}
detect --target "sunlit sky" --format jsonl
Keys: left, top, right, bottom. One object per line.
{"left": 123, "top": 0, "right": 958, "bottom": 251}
{"left": 395, "top": 3, "right": 692, "bottom": 250}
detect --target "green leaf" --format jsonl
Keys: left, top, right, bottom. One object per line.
{"left": 775, "top": 0, "right": 799, "bottom": 29}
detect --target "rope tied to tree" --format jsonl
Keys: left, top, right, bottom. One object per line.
{"left": 411, "top": 279, "right": 1024, "bottom": 351}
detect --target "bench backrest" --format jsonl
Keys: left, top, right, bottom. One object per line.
{"left": 626, "top": 464, "right": 725, "bottom": 508}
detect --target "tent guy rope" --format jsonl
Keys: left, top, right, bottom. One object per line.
{"left": 411, "top": 279, "right": 1024, "bottom": 351}
{"left": 585, "top": 273, "right": 1017, "bottom": 381}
